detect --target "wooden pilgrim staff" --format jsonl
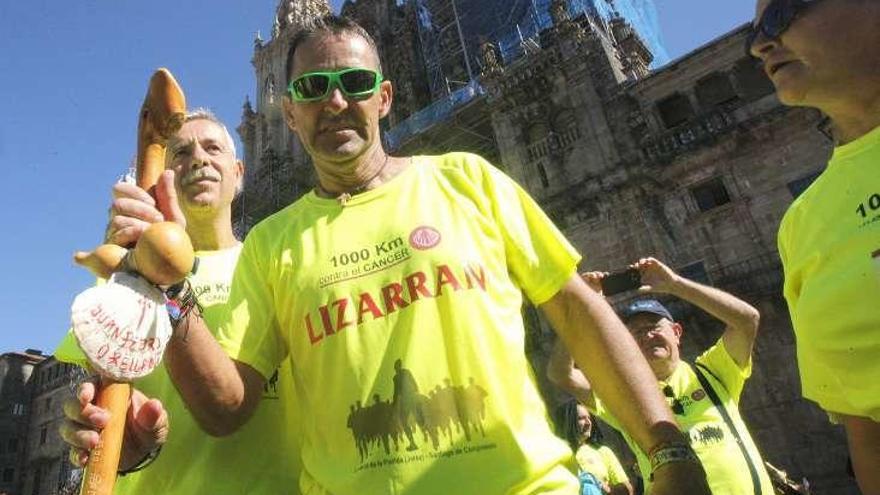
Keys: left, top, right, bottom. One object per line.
{"left": 71, "top": 68, "right": 193, "bottom": 495}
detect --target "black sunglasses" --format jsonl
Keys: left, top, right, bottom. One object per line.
{"left": 663, "top": 385, "right": 686, "bottom": 416}
{"left": 745, "top": 0, "right": 823, "bottom": 57}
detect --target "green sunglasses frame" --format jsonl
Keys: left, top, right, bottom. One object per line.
{"left": 288, "top": 68, "right": 383, "bottom": 102}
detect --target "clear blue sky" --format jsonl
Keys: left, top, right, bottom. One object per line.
{"left": 0, "top": 1, "right": 754, "bottom": 355}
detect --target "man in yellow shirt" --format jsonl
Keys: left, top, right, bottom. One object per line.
{"left": 57, "top": 111, "right": 301, "bottom": 494}
{"left": 748, "top": 1, "right": 880, "bottom": 491}
{"left": 549, "top": 258, "right": 774, "bottom": 494}
{"left": 64, "top": 16, "right": 710, "bottom": 494}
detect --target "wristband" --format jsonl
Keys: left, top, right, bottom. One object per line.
{"left": 165, "top": 278, "right": 202, "bottom": 331}
{"left": 648, "top": 443, "right": 700, "bottom": 480}
{"left": 118, "top": 445, "right": 163, "bottom": 476}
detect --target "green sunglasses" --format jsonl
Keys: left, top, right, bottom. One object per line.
{"left": 288, "top": 68, "right": 383, "bottom": 102}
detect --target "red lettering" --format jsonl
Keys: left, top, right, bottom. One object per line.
{"left": 305, "top": 313, "right": 324, "bottom": 345}
{"left": 435, "top": 264, "right": 462, "bottom": 296}
{"left": 96, "top": 344, "right": 109, "bottom": 359}
{"left": 357, "top": 292, "right": 384, "bottom": 323}
{"left": 334, "top": 298, "right": 353, "bottom": 332}
{"left": 319, "top": 305, "right": 335, "bottom": 336}
{"left": 405, "top": 271, "right": 433, "bottom": 302}
{"left": 382, "top": 283, "right": 409, "bottom": 314}
{"left": 464, "top": 264, "right": 487, "bottom": 291}
{"left": 121, "top": 332, "right": 136, "bottom": 350}
{"left": 135, "top": 298, "right": 149, "bottom": 332}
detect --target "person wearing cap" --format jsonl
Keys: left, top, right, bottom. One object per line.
{"left": 548, "top": 257, "right": 774, "bottom": 494}
{"left": 747, "top": 1, "right": 880, "bottom": 491}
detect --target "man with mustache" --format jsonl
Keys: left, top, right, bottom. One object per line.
{"left": 747, "top": 0, "right": 880, "bottom": 491}
{"left": 57, "top": 110, "right": 301, "bottom": 494}
{"left": 64, "top": 16, "right": 710, "bottom": 494}
{"left": 548, "top": 258, "right": 774, "bottom": 494}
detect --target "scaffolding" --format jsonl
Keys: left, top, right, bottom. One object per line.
{"left": 385, "top": 80, "right": 485, "bottom": 151}
{"left": 492, "top": 0, "right": 668, "bottom": 66}
{"left": 411, "top": 0, "right": 669, "bottom": 103}
{"left": 389, "top": 0, "right": 671, "bottom": 153}
{"left": 415, "top": 0, "right": 534, "bottom": 100}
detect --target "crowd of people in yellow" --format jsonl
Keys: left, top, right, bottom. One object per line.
{"left": 57, "top": 0, "right": 880, "bottom": 493}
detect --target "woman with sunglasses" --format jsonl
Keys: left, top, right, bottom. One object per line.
{"left": 749, "top": 1, "right": 880, "bottom": 492}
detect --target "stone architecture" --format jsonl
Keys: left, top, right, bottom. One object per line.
{"left": 18, "top": 357, "right": 78, "bottom": 495}
{"left": 0, "top": 350, "right": 44, "bottom": 495}
{"left": 0, "top": 351, "right": 79, "bottom": 495}
{"left": 236, "top": 1, "right": 853, "bottom": 492}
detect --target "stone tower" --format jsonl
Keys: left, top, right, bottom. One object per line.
{"left": 235, "top": 0, "right": 332, "bottom": 233}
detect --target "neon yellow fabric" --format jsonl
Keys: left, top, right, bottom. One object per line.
{"left": 574, "top": 444, "right": 629, "bottom": 487}
{"left": 592, "top": 340, "right": 773, "bottom": 494}
{"left": 56, "top": 246, "right": 302, "bottom": 494}
{"left": 778, "top": 124, "right": 880, "bottom": 420}
{"left": 217, "top": 153, "right": 582, "bottom": 495}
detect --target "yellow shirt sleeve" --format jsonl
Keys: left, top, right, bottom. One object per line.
{"left": 695, "top": 339, "right": 751, "bottom": 402}
{"left": 598, "top": 445, "right": 629, "bottom": 486}
{"left": 478, "top": 158, "right": 581, "bottom": 304}
{"left": 216, "top": 229, "right": 287, "bottom": 380}
{"left": 777, "top": 212, "right": 803, "bottom": 333}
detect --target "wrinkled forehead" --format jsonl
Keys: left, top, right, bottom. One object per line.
{"left": 170, "top": 119, "right": 228, "bottom": 147}
{"left": 292, "top": 33, "right": 380, "bottom": 76}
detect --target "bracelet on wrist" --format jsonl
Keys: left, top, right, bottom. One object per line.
{"left": 118, "top": 445, "right": 163, "bottom": 476}
{"left": 165, "top": 278, "right": 202, "bottom": 331}
{"left": 648, "top": 442, "right": 700, "bottom": 480}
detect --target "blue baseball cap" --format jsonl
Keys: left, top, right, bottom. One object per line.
{"left": 622, "top": 299, "right": 674, "bottom": 322}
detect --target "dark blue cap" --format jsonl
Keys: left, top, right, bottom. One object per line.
{"left": 622, "top": 299, "right": 674, "bottom": 322}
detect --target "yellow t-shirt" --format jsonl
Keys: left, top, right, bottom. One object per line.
{"left": 574, "top": 444, "right": 628, "bottom": 487}
{"left": 56, "top": 245, "right": 302, "bottom": 494}
{"left": 778, "top": 124, "right": 880, "bottom": 420}
{"left": 592, "top": 340, "right": 774, "bottom": 495}
{"left": 217, "top": 153, "right": 582, "bottom": 495}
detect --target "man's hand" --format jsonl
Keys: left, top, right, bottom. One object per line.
{"left": 106, "top": 170, "right": 186, "bottom": 247}
{"left": 59, "top": 380, "right": 168, "bottom": 470}
{"left": 580, "top": 271, "right": 607, "bottom": 295}
{"left": 632, "top": 257, "right": 680, "bottom": 294}
{"left": 649, "top": 460, "right": 711, "bottom": 495}
{"left": 634, "top": 256, "right": 760, "bottom": 368}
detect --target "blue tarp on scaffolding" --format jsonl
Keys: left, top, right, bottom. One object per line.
{"left": 496, "top": 0, "right": 669, "bottom": 67}
{"left": 387, "top": 0, "right": 670, "bottom": 149}
{"left": 385, "top": 80, "right": 486, "bottom": 150}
